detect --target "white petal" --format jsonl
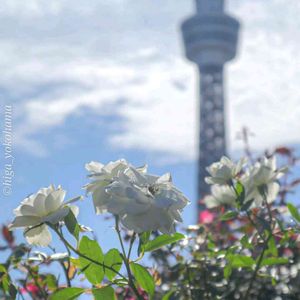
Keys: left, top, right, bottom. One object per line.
{"left": 85, "top": 161, "right": 104, "bottom": 173}
{"left": 42, "top": 207, "right": 70, "bottom": 224}
{"left": 266, "top": 182, "right": 280, "bottom": 203}
{"left": 45, "top": 189, "right": 66, "bottom": 213}
{"left": 10, "top": 216, "right": 42, "bottom": 228}
{"left": 92, "top": 186, "right": 111, "bottom": 214}
{"left": 124, "top": 166, "right": 148, "bottom": 185}
{"left": 50, "top": 253, "right": 69, "bottom": 260}
{"left": 25, "top": 224, "right": 52, "bottom": 246}
{"left": 20, "top": 205, "right": 37, "bottom": 216}
{"left": 136, "top": 164, "right": 148, "bottom": 173}
{"left": 156, "top": 173, "right": 172, "bottom": 184}
{"left": 33, "top": 193, "right": 47, "bottom": 216}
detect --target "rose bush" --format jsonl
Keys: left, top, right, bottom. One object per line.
{"left": 0, "top": 149, "right": 299, "bottom": 300}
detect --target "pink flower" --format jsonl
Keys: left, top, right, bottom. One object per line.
{"left": 198, "top": 210, "right": 215, "bottom": 224}
{"left": 20, "top": 283, "right": 39, "bottom": 295}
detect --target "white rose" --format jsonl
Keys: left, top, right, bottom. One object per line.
{"left": 9, "top": 185, "right": 80, "bottom": 247}
{"left": 205, "top": 156, "right": 247, "bottom": 185}
{"left": 241, "top": 156, "right": 288, "bottom": 207}
{"left": 204, "top": 185, "right": 236, "bottom": 208}
{"left": 84, "top": 159, "right": 147, "bottom": 214}
{"left": 85, "top": 160, "right": 189, "bottom": 234}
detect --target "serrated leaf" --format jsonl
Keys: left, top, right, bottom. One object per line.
{"left": 50, "top": 287, "right": 85, "bottom": 300}
{"left": 104, "top": 249, "right": 122, "bottom": 280}
{"left": 220, "top": 211, "right": 238, "bottom": 221}
{"left": 92, "top": 286, "right": 116, "bottom": 300}
{"left": 261, "top": 257, "right": 289, "bottom": 267}
{"left": 79, "top": 236, "right": 104, "bottom": 285}
{"left": 131, "top": 263, "right": 155, "bottom": 296}
{"left": 287, "top": 203, "right": 300, "bottom": 223}
{"left": 64, "top": 210, "right": 80, "bottom": 240}
{"left": 143, "top": 233, "right": 184, "bottom": 252}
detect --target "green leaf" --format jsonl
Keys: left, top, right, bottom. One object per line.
{"left": 44, "top": 274, "right": 58, "bottom": 290}
{"left": 162, "top": 289, "right": 175, "bottom": 300}
{"left": 1, "top": 274, "right": 10, "bottom": 293}
{"left": 229, "top": 254, "right": 255, "bottom": 268}
{"left": 79, "top": 236, "right": 104, "bottom": 285}
{"left": 267, "top": 237, "right": 278, "bottom": 257}
{"left": 0, "top": 264, "right": 7, "bottom": 273}
{"left": 143, "top": 233, "right": 185, "bottom": 252}
{"left": 241, "top": 199, "right": 254, "bottom": 211}
{"left": 287, "top": 203, "right": 300, "bottom": 223}
{"left": 261, "top": 257, "right": 289, "bottom": 267}
{"left": 223, "top": 265, "right": 232, "bottom": 279}
{"left": 236, "top": 181, "right": 245, "bottom": 205}
{"left": 50, "top": 287, "right": 85, "bottom": 300}
{"left": 138, "top": 231, "right": 151, "bottom": 256}
{"left": 220, "top": 211, "right": 238, "bottom": 221}
{"left": 64, "top": 209, "right": 80, "bottom": 240}
{"left": 104, "top": 249, "right": 122, "bottom": 280}
{"left": 92, "top": 286, "right": 116, "bottom": 300}
{"left": 131, "top": 263, "right": 155, "bottom": 296}
{"left": 240, "top": 235, "right": 253, "bottom": 249}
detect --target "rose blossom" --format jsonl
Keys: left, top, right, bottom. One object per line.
{"left": 85, "top": 160, "right": 189, "bottom": 233}
{"left": 9, "top": 185, "right": 79, "bottom": 246}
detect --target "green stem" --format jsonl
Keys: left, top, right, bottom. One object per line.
{"left": 244, "top": 195, "right": 274, "bottom": 299}
{"left": 127, "top": 233, "right": 136, "bottom": 260}
{"left": 244, "top": 232, "right": 272, "bottom": 299}
{"left": 59, "top": 227, "right": 72, "bottom": 287}
{"left": 246, "top": 211, "right": 265, "bottom": 243}
{"left": 50, "top": 225, "right": 128, "bottom": 282}
{"left": 115, "top": 217, "right": 143, "bottom": 300}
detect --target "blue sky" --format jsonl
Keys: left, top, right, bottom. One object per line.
{"left": 1, "top": 0, "right": 300, "bottom": 268}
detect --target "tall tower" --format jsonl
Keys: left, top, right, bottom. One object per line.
{"left": 181, "top": 0, "right": 240, "bottom": 210}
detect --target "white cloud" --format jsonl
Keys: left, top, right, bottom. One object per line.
{"left": 1, "top": 0, "right": 300, "bottom": 162}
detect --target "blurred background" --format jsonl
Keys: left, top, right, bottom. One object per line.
{"left": 1, "top": 0, "right": 300, "bottom": 252}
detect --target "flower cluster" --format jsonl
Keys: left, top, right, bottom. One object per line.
{"left": 9, "top": 160, "right": 189, "bottom": 246}
{"left": 85, "top": 159, "right": 189, "bottom": 234}
{"left": 204, "top": 156, "right": 287, "bottom": 209}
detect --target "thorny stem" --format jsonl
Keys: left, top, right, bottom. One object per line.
{"left": 115, "top": 216, "right": 144, "bottom": 300}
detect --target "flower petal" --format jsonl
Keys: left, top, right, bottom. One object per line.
{"left": 20, "top": 205, "right": 37, "bottom": 216}
{"left": 44, "top": 189, "right": 66, "bottom": 213}
{"left": 42, "top": 207, "right": 70, "bottom": 224}
{"left": 33, "top": 193, "right": 47, "bottom": 216}
{"left": 85, "top": 161, "right": 104, "bottom": 173}
{"left": 10, "top": 216, "right": 42, "bottom": 228}
{"left": 24, "top": 224, "right": 52, "bottom": 246}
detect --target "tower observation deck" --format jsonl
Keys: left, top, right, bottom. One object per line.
{"left": 181, "top": 0, "right": 240, "bottom": 211}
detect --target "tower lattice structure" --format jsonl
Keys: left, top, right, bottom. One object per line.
{"left": 181, "top": 0, "right": 240, "bottom": 210}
